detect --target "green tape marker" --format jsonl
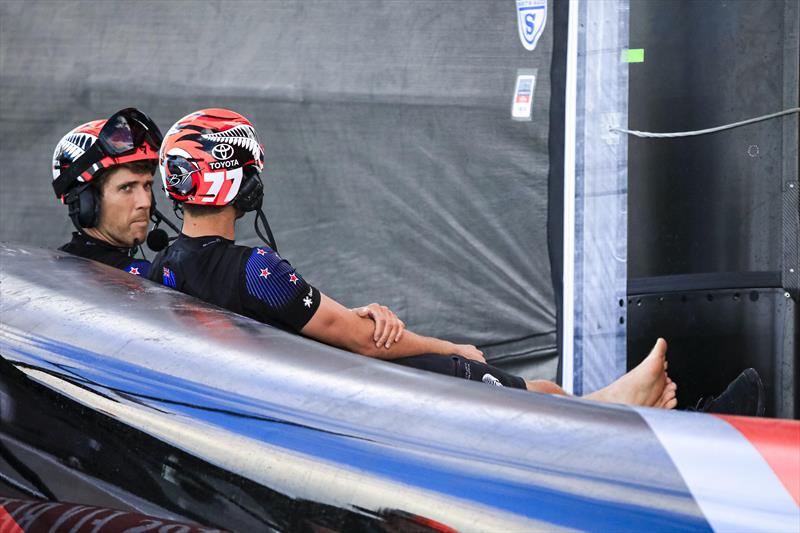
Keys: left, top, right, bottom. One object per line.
{"left": 622, "top": 48, "right": 644, "bottom": 63}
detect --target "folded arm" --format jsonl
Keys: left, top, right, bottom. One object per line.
{"left": 352, "top": 302, "right": 405, "bottom": 349}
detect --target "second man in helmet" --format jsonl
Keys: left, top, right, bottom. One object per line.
{"left": 149, "top": 108, "right": 677, "bottom": 407}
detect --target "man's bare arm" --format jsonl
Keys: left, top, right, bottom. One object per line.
{"left": 301, "top": 293, "right": 485, "bottom": 362}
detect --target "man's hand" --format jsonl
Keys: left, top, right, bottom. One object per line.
{"left": 353, "top": 303, "right": 405, "bottom": 349}
{"left": 452, "top": 344, "right": 486, "bottom": 363}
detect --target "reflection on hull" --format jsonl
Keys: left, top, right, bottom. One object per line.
{"left": 1, "top": 244, "right": 798, "bottom": 532}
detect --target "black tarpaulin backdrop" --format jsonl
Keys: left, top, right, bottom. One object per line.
{"left": 0, "top": 1, "right": 556, "bottom": 376}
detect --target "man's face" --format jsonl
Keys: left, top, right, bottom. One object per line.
{"left": 94, "top": 167, "right": 153, "bottom": 247}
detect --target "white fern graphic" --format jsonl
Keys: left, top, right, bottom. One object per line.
{"left": 202, "top": 125, "right": 263, "bottom": 162}
{"left": 52, "top": 132, "right": 97, "bottom": 179}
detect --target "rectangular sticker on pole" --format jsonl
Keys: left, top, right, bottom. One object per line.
{"left": 511, "top": 69, "right": 537, "bottom": 121}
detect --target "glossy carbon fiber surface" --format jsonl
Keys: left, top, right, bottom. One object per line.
{"left": 1, "top": 244, "right": 797, "bottom": 531}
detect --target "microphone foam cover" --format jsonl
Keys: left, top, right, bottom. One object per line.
{"left": 147, "top": 228, "right": 169, "bottom": 252}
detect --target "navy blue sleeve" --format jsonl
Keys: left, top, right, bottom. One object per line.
{"left": 242, "top": 246, "right": 320, "bottom": 331}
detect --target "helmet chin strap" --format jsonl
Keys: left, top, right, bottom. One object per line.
{"left": 254, "top": 208, "right": 278, "bottom": 252}
{"left": 232, "top": 169, "right": 277, "bottom": 252}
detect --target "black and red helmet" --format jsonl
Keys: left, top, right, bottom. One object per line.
{"left": 52, "top": 109, "right": 161, "bottom": 200}
{"left": 160, "top": 109, "right": 265, "bottom": 206}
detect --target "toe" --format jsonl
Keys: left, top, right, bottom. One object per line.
{"left": 666, "top": 397, "right": 677, "bottom": 409}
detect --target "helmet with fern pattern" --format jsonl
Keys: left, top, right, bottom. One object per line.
{"left": 159, "top": 108, "right": 265, "bottom": 207}
{"left": 52, "top": 115, "right": 160, "bottom": 194}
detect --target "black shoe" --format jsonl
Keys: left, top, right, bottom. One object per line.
{"left": 694, "top": 368, "right": 766, "bottom": 417}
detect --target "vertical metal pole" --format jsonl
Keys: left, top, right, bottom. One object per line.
{"left": 561, "top": 0, "right": 580, "bottom": 394}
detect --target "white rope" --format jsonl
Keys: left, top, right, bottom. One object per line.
{"left": 610, "top": 107, "right": 800, "bottom": 138}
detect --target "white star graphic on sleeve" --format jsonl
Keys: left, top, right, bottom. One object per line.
{"left": 259, "top": 268, "right": 271, "bottom": 278}
{"left": 256, "top": 248, "right": 267, "bottom": 255}
{"left": 289, "top": 273, "right": 299, "bottom": 285}
{"left": 303, "top": 296, "right": 313, "bottom": 308}
{"left": 128, "top": 267, "right": 140, "bottom": 276}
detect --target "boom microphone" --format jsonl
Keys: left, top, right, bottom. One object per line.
{"left": 146, "top": 207, "right": 182, "bottom": 251}
{"left": 146, "top": 228, "right": 169, "bottom": 252}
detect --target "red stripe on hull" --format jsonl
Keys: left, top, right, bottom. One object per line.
{"left": 0, "top": 507, "right": 24, "bottom": 533}
{"left": 717, "top": 415, "right": 800, "bottom": 506}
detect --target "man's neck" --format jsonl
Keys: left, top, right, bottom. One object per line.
{"left": 82, "top": 227, "right": 131, "bottom": 249}
{"left": 182, "top": 207, "right": 237, "bottom": 241}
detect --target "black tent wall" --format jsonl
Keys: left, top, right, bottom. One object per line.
{"left": 546, "top": 0, "right": 798, "bottom": 416}
{"left": 626, "top": 0, "right": 799, "bottom": 418}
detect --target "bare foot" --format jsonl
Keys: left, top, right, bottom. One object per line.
{"left": 585, "top": 338, "right": 669, "bottom": 407}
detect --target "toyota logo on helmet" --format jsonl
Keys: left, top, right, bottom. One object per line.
{"left": 211, "top": 143, "right": 234, "bottom": 161}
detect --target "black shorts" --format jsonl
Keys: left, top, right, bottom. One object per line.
{"left": 392, "top": 354, "right": 527, "bottom": 390}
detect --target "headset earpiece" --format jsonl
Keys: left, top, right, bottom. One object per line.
{"left": 78, "top": 186, "right": 99, "bottom": 228}
{"left": 65, "top": 183, "right": 100, "bottom": 229}
{"left": 233, "top": 167, "right": 264, "bottom": 213}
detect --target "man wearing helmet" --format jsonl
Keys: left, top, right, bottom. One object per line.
{"left": 51, "top": 108, "right": 163, "bottom": 276}
{"left": 150, "top": 108, "right": 677, "bottom": 408}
